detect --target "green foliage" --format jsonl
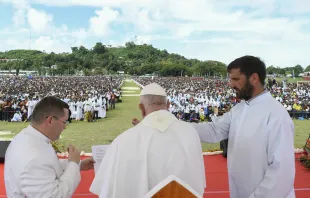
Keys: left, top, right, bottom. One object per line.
{"left": 0, "top": 42, "right": 227, "bottom": 77}
{"left": 267, "top": 64, "right": 304, "bottom": 77}
{"left": 305, "top": 65, "right": 310, "bottom": 72}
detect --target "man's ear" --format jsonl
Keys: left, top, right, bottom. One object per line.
{"left": 139, "top": 103, "right": 146, "bottom": 118}
{"left": 250, "top": 73, "right": 260, "bottom": 86}
{"left": 167, "top": 99, "right": 170, "bottom": 109}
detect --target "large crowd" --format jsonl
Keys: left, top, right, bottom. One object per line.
{"left": 133, "top": 76, "right": 310, "bottom": 121}
{"left": 0, "top": 76, "right": 124, "bottom": 122}
{"left": 1, "top": 75, "right": 310, "bottom": 123}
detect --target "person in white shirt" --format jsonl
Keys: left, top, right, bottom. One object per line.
{"left": 26, "top": 97, "right": 35, "bottom": 119}
{"left": 4, "top": 96, "right": 95, "bottom": 198}
{"left": 11, "top": 111, "right": 22, "bottom": 122}
{"left": 90, "top": 83, "right": 206, "bottom": 198}
{"left": 193, "top": 56, "right": 295, "bottom": 198}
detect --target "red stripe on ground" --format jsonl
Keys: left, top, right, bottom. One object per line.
{"left": 0, "top": 154, "right": 309, "bottom": 197}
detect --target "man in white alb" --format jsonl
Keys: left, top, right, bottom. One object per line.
{"left": 193, "top": 56, "right": 295, "bottom": 198}
{"left": 89, "top": 83, "right": 206, "bottom": 198}
{"left": 4, "top": 96, "right": 95, "bottom": 198}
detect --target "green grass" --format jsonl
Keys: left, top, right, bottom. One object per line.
{"left": 1, "top": 79, "right": 309, "bottom": 152}
{"left": 275, "top": 77, "right": 304, "bottom": 83}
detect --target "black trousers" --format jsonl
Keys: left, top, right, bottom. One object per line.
{"left": 220, "top": 139, "right": 229, "bottom": 158}
{"left": 93, "top": 111, "right": 99, "bottom": 120}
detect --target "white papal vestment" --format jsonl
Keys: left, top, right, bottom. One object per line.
{"left": 193, "top": 91, "right": 295, "bottom": 198}
{"left": 90, "top": 110, "right": 206, "bottom": 198}
{"left": 4, "top": 125, "right": 81, "bottom": 198}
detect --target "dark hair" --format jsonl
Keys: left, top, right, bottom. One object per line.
{"left": 227, "top": 55, "right": 266, "bottom": 85}
{"left": 31, "top": 96, "right": 69, "bottom": 124}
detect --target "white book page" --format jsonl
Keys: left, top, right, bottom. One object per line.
{"left": 91, "top": 145, "right": 109, "bottom": 173}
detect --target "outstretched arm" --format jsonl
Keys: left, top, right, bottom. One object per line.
{"left": 192, "top": 111, "right": 231, "bottom": 143}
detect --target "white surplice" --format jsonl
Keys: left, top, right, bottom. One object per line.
{"left": 90, "top": 110, "right": 206, "bottom": 198}
{"left": 76, "top": 101, "right": 83, "bottom": 120}
{"left": 26, "top": 100, "right": 34, "bottom": 119}
{"left": 193, "top": 91, "right": 295, "bottom": 198}
{"left": 4, "top": 125, "right": 81, "bottom": 198}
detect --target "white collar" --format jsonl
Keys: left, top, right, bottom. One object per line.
{"left": 141, "top": 110, "right": 177, "bottom": 133}
{"left": 27, "top": 125, "right": 51, "bottom": 143}
{"left": 244, "top": 90, "right": 271, "bottom": 106}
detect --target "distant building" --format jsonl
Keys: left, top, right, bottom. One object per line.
{"left": 0, "top": 58, "right": 22, "bottom": 62}
{"left": 0, "top": 70, "right": 38, "bottom": 76}
{"left": 51, "top": 65, "right": 58, "bottom": 69}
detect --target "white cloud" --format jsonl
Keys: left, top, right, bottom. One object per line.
{"left": 89, "top": 7, "right": 119, "bottom": 36}
{"left": 9, "top": 0, "right": 30, "bottom": 26}
{"left": 71, "top": 28, "right": 88, "bottom": 40}
{"left": 33, "top": 36, "right": 70, "bottom": 52}
{"left": 12, "top": 8, "right": 27, "bottom": 26}
{"left": 0, "top": 0, "right": 310, "bottom": 67}
{"left": 27, "top": 8, "right": 53, "bottom": 33}
{"left": 278, "top": 0, "right": 310, "bottom": 14}
{"left": 134, "top": 9, "right": 153, "bottom": 33}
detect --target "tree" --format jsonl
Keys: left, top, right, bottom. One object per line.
{"left": 93, "top": 42, "right": 106, "bottom": 54}
{"left": 305, "top": 65, "right": 310, "bottom": 72}
{"left": 293, "top": 64, "right": 303, "bottom": 77}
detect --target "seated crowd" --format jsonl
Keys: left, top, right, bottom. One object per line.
{"left": 0, "top": 75, "right": 123, "bottom": 122}
{"left": 133, "top": 76, "right": 310, "bottom": 121}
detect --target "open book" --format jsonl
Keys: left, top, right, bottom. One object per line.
{"left": 144, "top": 175, "right": 203, "bottom": 198}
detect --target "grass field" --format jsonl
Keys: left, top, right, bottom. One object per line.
{"left": 275, "top": 77, "right": 304, "bottom": 83}
{"left": 0, "top": 79, "right": 309, "bottom": 152}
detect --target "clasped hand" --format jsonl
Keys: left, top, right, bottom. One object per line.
{"left": 67, "top": 145, "right": 95, "bottom": 171}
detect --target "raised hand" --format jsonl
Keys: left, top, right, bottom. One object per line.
{"left": 80, "top": 157, "right": 95, "bottom": 171}
{"left": 132, "top": 118, "right": 140, "bottom": 126}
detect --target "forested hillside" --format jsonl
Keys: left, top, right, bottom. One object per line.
{"left": 0, "top": 42, "right": 227, "bottom": 76}
{"left": 1, "top": 41, "right": 308, "bottom": 77}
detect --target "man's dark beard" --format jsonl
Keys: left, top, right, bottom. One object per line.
{"left": 235, "top": 79, "right": 253, "bottom": 101}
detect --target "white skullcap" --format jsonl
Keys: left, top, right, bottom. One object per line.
{"left": 140, "top": 83, "right": 167, "bottom": 97}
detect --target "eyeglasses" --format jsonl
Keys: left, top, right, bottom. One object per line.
{"left": 47, "top": 116, "right": 69, "bottom": 126}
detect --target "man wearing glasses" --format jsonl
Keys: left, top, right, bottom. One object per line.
{"left": 4, "top": 96, "right": 95, "bottom": 198}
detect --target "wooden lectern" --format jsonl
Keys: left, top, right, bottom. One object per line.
{"left": 144, "top": 175, "right": 202, "bottom": 198}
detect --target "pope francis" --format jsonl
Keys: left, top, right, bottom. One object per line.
{"left": 4, "top": 96, "right": 95, "bottom": 198}
{"left": 89, "top": 83, "right": 206, "bottom": 198}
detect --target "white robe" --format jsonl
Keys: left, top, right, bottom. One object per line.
{"left": 69, "top": 102, "right": 76, "bottom": 119}
{"left": 11, "top": 112, "right": 22, "bottom": 122}
{"left": 193, "top": 91, "right": 295, "bottom": 198}
{"left": 26, "top": 100, "right": 34, "bottom": 119}
{"left": 98, "top": 103, "right": 106, "bottom": 118}
{"left": 76, "top": 101, "right": 83, "bottom": 120}
{"left": 90, "top": 110, "right": 206, "bottom": 198}
{"left": 4, "top": 125, "right": 81, "bottom": 198}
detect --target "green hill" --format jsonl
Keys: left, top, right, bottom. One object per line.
{"left": 0, "top": 42, "right": 227, "bottom": 77}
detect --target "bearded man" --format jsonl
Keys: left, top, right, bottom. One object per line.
{"left": 193, "top": 55, "right": 295, "bottom": 198}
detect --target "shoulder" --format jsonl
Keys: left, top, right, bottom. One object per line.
{"left": 171, "top": 120, "right": 201, "bottom": 139}
{"left": 264, "top": 97, "right": 293, "bottom": 125}
{"left": 111, "top": 124, "right": 149, "bottom": 144}
{"left": 8, "top": 130, "right": 52, "bottom": 160}
{"left": 267, "top": 96, "right": 289, "bottom": 114}
{"left": 173, "top": 120, "right": 196, "bottom": 130}
{"left": 230, "top": 102, "right": 244, "bottom": 112}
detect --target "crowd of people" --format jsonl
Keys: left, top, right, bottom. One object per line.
{"left": 133, "top": 76, "right": 310, "bottom": 121}
{"left": 1, "top": 74, "right": 310, "bottom": 123}
{"left": 0, "top": 76, "right": 123, "bottom": 122}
